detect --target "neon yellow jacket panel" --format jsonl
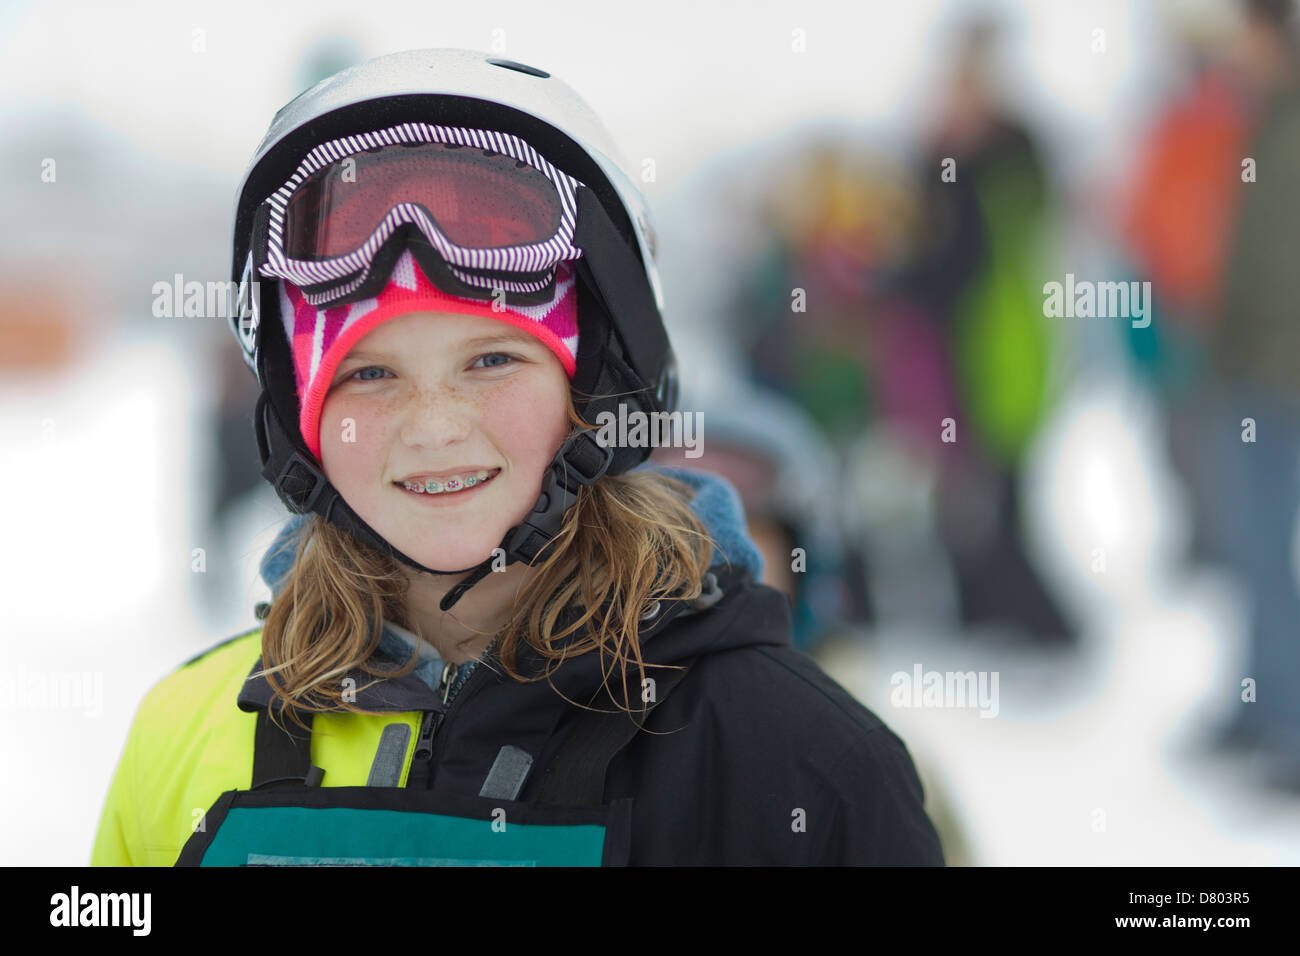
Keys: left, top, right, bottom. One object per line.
{"left": 90, "top": 630, "right": 423, "bottom": 866}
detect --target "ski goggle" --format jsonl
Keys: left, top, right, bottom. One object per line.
{"left": 256, "top": 122, "right": 587, "bottom": 308}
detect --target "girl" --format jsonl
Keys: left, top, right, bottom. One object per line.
{"left": 91, "top": 47, "right": 944, "bottom": 866}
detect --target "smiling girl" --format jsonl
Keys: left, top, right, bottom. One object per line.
{"left": 91, "top": 48, "right": 945, "bottom": 867}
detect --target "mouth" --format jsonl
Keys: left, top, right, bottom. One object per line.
{"left": 394, "top": 468, "right": 501, "bottom": 502}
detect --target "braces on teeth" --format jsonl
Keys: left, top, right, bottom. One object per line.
{"left": 403, "top": 470, "right": 497, "bottom": 494}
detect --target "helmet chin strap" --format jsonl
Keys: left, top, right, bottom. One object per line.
{"left": 430, "top": 429, "right": 613, "bottom": 611}
{"left": 255, "top": 390, "right": 614, "bottom": 614}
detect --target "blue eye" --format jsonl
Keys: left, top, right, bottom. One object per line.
{"left": 349, "top": 366, "right": 392, "bottom": 381}
{"left": 474, "top": 352, "right": 515, "bottom": 369}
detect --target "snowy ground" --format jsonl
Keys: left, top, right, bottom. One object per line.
{"left": 2, "top": 321, "right": 1297, "bottom": 866}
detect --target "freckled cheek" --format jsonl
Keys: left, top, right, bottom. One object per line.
{"left": 319, "top": 401, "right": 393, "bottom": 478}
{"left": 487, "top": 415, "right": 546, "bottom": 467}
{"left": 482, "top": 379, "right": 569, "bottom": 468}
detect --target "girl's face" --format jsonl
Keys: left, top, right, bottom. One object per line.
{"left": 318, "top": 310, "right": 572, "bottom": 572}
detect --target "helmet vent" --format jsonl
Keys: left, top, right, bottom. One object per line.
{"left": 486, "top": 57, "right": 550, "bottom": 79}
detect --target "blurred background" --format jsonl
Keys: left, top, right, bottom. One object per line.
{"left": 3, "top": 0, "right": 1299, "bottom": 865}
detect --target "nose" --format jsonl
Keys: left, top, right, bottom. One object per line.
{"left": 398, "top": 384, "right": 473, "bottom": 450}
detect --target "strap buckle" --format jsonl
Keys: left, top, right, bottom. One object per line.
{"left": 499, "top": 430, "right": 612, "bottom": 565}
{"left": 556, "top": 429, "right": 614, "bottom": 490}
{"left": 273, "top": 451, "right": 330, "bottom": 514}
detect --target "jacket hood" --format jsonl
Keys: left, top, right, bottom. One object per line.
{"left": 241, "top": 463, "right": 790, "bottom": 714}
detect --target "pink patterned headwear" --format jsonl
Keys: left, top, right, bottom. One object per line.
{"left": 278, "top": 249, "right": 580, "bottom": 462}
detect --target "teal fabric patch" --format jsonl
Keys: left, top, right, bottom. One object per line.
{"left": 202, "top": 806, "right": 606, "bottom": 867}
{"left": 246, "top": 854, "right": 534, "bottom": 866}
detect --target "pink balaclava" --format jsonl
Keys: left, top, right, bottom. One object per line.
{"left": 277, "top": 248, "right": 580, "bottom": 461}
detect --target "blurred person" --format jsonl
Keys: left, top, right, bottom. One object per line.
{"left": 734, "top": 141, "right": 916, "bottom": 445}
{"left": 1202, "top": 0, "right": 1300, "bottom": 788}
{"left": 897, "top": 14, "right": 1073, "bottom": 646}
{"left": 722, "top": 140, "right": 968, "bottom": 627}
{"left": 648, "top": 374, "right": 866, "bottom": 652}
{"left": 1119, "top": 12, "right": 1250, "bottom": 570}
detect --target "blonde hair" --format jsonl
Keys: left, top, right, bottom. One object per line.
{"left": 258, "top": 395, "right": 721, "bottom": 734}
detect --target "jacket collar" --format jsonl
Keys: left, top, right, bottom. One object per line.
{"left": 236, "top": 636, "right": 447, "bottom": 714}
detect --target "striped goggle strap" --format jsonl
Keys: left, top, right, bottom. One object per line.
{"left": 259, "top": 123, "right": 585, "bottom": 303}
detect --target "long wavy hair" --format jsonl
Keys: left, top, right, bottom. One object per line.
{"left": 257, "top": 392, "right": 723, "bottom": 734}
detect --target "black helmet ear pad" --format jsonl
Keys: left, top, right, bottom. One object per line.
{"left": 255, "top": 277, "right": 313, "bottom": 467}
{"left": 570, "top": 272, "right": 659, "bottom": 476}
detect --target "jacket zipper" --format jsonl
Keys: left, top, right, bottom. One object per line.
{"left": 407, "top": 638, "right": 498, "bottom": 788}
{"left": 404, "top": 576, "right": 720, "bottom": 789}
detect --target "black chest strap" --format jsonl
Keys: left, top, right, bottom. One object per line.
{"left": 249, "top": 656, "right": 698, "bottom": 805}
{"left": 251, "top": 709, "right": 322, "bottom": 791}
{"left": 529, "top": 655, "right": 697, "bottom": 807}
